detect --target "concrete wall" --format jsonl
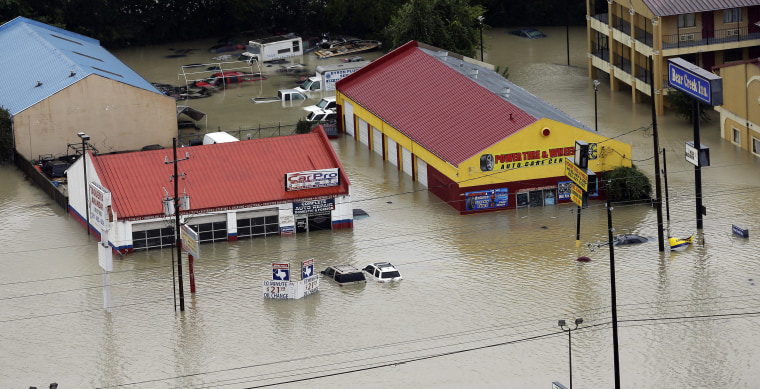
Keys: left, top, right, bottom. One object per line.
{"left": 14, "top": 74, "right": 177, "bottom": 162}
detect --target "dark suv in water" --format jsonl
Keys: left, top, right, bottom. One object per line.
{"left": 42, "top": 160, "right": 70, "bottom": 178}
{"left": 320, "top": 265, "right": 366, "bottom": 285}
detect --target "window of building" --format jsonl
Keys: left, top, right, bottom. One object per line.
{"left": 724, "top": 8, "right": 742, "bottom": 23}
{"left": 132, "top": 226, "right": 175, "bottom": 251}
{"left": 678, "top": 13, "right": 696, "bottom": 28}
{"left": 187, "top": 221, "right": 227, "bottom": 243}
{"left": 516, "top": 189, "right": 557, "bottom": 208}
{"left": 753, "top": 136, "right": 760, "bottom": 156}
{"left": 723, "top": 48, "right": 743, "bottom": 63}
{"left": 732, "top": 127, "right": 741, "bottom": 145}
{"left": 237, "top": 215, "right": 279, "bottom": 239}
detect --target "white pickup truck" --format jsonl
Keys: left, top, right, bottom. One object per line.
{"left": 294, "top": 61, "right": 370, "bottom": 93}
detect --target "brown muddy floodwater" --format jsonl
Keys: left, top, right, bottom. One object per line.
{"left": 2, "top": 27, "right": 760, "bottom": 388}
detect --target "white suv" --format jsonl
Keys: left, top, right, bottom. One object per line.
{"left": 363, "top": 262, "right": 402, "bottom": 282}
{"left": 305, "top": 109, "right": 337, "bottom": 122}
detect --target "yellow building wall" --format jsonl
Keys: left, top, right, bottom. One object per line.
{"left": 14, "top": 75, "right": 178, "bottom": 162}
{"left": 458, "top": 118, "right": 632, "bottom": 188}
{"left": 717, "top": 62, "right": 760, "bottom": 154}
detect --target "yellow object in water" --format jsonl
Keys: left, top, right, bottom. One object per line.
{"left": 668, "top": 235, "right": 693, "bottom": 251}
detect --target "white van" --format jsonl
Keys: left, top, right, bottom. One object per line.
{"left": 303, "top": 96, "right": 337, "bottom": 113}
{"left": 202, "top": 132, "right": 239, "bottom": 145}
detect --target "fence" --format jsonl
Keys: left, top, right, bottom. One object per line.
{"left": 179, "top": 122, "right": 300, "bottom": 145}
{"left": 13, "top": 151, "right": 69, "bottom": 211}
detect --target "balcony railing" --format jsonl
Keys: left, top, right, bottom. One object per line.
{"left": 634, "top": 27, "right": 653, "bottom": 46}
{"left": 613, "top": 54, "right": 631, "bottom": 73}
{"left": 663, "top": 26, "right": 760, "bottom": 49}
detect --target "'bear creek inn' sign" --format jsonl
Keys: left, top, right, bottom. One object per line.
{"left": 667, "top": 57, "right": 723, "bottom": 106}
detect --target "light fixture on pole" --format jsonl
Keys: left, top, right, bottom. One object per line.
{"left": 77, "top": 132, "right": 91, "bottom": 235}
{"left": 558, "top": 318, "right": 583, "bottom": 389}
{"left": 593, "top": 80, "right": 600, "bottom": 132}
{"left": 477, "top": 15, "right": 484, "bottom": 61}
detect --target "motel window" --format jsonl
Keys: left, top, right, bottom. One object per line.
{"left": 678, "top": 13, "right": 696, "bottom": 28}
{"left": 753, "top": 136, "right": 760, "bottom": 156}
{"left": 724, "top": 8, "right": 742, "bottom": 23}
{"left": 732, "top": 127, "right": 741, "bottom": 145}
{"left": 724, "top": 48, "right": 743, "bottom": 63}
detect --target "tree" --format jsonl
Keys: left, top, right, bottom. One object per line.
{"left": 383, "top": 0, "right": 486, "bottom": 58}
{"left": 0, "top": 106, "right": 13, "bottom": 164}
{"left": 665, "top": 89, "right": 711, "bottom": 124}
{"left": 604, "top": 165, "right": 652, "bottom": 203}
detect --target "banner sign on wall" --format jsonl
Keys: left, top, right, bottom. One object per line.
{"left": 558, "top": 181, "right": 572, "bottom": 201}
{"left": 293, "top": 199, "right": 335, "bottom": 215}
{"left": 465, "top": 188, "right": 509, "bottom": 210}
{"left": 479, "top": 146, "right": 575, "bottom": 172}
{"left": 285, "top": 168, "right": 340, "bottom": 191}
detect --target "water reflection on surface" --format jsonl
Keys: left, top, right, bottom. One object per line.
{"left": 1, "top": 27, "right": 760, "bottom": 388}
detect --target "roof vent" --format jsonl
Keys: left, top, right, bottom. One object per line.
{"left": 469, "top": 69, "right": 478, "bottom": 79}
{"left": 501, "top": 87, "right": 510, "bottom": 98}
{"left": 70, "top": 71, "right": 76, "bottom": 77}
{"left": 436, "top": 51, "right": 448, "bottom": 59}
{"left": 35, "top": 80, "right": 43, "bottom": 87}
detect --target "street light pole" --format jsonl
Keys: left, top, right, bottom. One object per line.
{"left": 558, "top": 318, "right": 583, "bottom": 389}
{"left": 477, "top": 15, "right": 484, "bottom": 61}
{"left": 593, "top": 80, "right": 600, "bottom": 132}
{"left": 77, "top": 132, "right": 90, "bottom": 235}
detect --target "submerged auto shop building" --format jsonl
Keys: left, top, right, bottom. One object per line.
{"left": 66, "top": 128, "right": 352, "bottom": 253}
{"left": 335, "top": 41, "right": 632, "bottom": 213}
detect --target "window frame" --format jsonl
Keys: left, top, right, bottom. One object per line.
{"left": 678, "top": 13, "right": 696, "bottom": 28}
{"left": 724, "top": 8, "right": 742, "bottom": 24}
{"left": 732, "top": 127, "right": 741, "bottom": 146}
{"left": 752, "top": 136, "right": 760, "bottom": 157}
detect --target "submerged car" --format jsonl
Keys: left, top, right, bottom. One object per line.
{"left": 363, "top": 262, "right": 402, "bottom": 282}
{"left": 509, "top": 28, "right": 547, "bottom": 39}
{"left": 305, "top": 109, "right": 337, "bottom": 123}
{"left": 320, "top": 265, "right": 366, "bottom": 285}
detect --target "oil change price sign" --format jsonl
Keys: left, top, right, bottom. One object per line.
{"left": 263, "top": 280, "right": 296, "bottom": 299}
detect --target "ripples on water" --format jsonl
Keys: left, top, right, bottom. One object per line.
{"left": 2, "top": 27, "right": 760, "bottom": 388}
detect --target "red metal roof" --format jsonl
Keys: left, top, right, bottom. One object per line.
{"left": 92, "top": 127, "right": 349, "bottom": 219}
{"left": 337, "top": 41, "right": 537, "bottom": 166}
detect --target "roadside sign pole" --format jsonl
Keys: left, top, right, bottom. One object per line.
{"left": 693, "top": 99, "right": 703, "bottom": 230}
{"left": 189, "top": 254, "right": 196, "bottom": 293}
{"left": 649, "top": 56, "right": 665, "bottom": 251}
{"left": 606, "top": 180, "right": 621, "bottom": 389}
{"left": 575, "top": 206, "right": 581, "bottom": 247}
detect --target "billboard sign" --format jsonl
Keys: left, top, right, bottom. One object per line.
{"left": 293, "top": 199, "right": 335, "bottom": 215}
{"left": 285, "top": 168, "right": 340, "bottom": 191}
{"left": 181, "top": 224, "right": 200, "bottom": 258}
{"left": 465, "top": 188, "right": 509, "bottom": 210}
{"left": 667, "top": 58, "right": 723, "bottom": 106}
{"left": 564, "top": 158, "right": 588, "bottom": 191}
{"left": 89, "top": 182, "right": 111, "bottom": 232}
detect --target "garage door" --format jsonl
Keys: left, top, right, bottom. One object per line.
{"left": 186, "top": 214, "right": 228, "bottom": 243}
{"left": 402, "top": 147, "right": 413, "bottom": 177}
{"left": 372, "top": 127, "right": 383, "bottom": 156}
{"left": 236, "top": 209, "right": 280, "bottom": 239}
{"left": 358, "top": 119, "right": 369, "bottom": 146}
{"left": 344, "top": 101, "right": 354, "bottom": 136}
{"left": 417, "top": 157, "right": 428, "bottom": 187}
{"left": 387, "top": 138, "right": 398, "bottom": 166}
{"left": 132, "top": 221, "right": 175, "bottom": 251}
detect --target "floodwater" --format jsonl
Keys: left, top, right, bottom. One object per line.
{"left": 2, "top": 27, "right": 760, "bottom": 388}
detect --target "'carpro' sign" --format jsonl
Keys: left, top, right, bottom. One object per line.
{"left": 285, "top": 168, "right": 340, "bottom": 191}
{"left": 667, "top": 58, "right": 723, "bottom": 106}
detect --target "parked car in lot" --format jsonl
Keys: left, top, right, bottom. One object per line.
{"left": 509, "top": 28, "right": 546, "bottom": 39}
{"left": 42, "top": 160, "right": 70, "bottom": 178}
{"left": 305, "top": 109, "right": 337, "bottom": 123}
{"left": 363, "top": 262, "right": 403, "bottom": 282}
{"left": 320, "top": 265, "right": 366, "bottom": 285}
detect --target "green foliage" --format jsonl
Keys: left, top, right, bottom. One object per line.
{"left": 0, "top": 106, "right": 13, "bottom": 163}
{"left": 494, "top": 64, "right": 509, "bottom": 79}
{"left": 665, "top": 89, "right": 711, "bottom": 124}
{"left": 383, "top": 0, "right": 486, "bottom": 58}
{"left": 604, "top": 165, "right": 652, "bottom": 203}
{"left": 295, "top": 119, "right": 314, "bottom": 135}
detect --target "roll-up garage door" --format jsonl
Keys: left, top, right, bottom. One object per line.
{"left": 372, "top": 127, "right": 383, "bottom": 156}
{"left": 186, "top": 214, "right": 228, "bottom": 243}
{"left": 387, "top": 138, "right": 398, "bottom": 166}
{"left": 402, "top": 147, "right": 413, "bottom": 177}
{"left": 236, "top": 209, "right": 280, "bottom": 239}
{"left": 344, "top": 101, "right": 355, "bottom": 136}
{"left": 358, "top": 119, "right": 369, "bottom": 146}
{"left": 416, "top": 157, "right": 428, "bottom": 187}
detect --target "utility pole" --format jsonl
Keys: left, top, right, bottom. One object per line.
{"left": 165, "top": 138, "right": 190, "bottom": 312}
{"left": 606, "top": 180, "right": 621, "bottom": 389}
{"left": 649, "top": 56, "right": 665, "bottom": 251}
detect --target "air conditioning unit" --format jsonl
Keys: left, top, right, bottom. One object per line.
{"left": 727, "top": 29, "right": 739, "bottom": 37}
{"left": 679, "top": 33, "right": 695, "bottom": 42}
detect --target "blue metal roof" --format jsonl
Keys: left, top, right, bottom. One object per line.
{"left": 0, "top": 16, "right": 161, "bottom": 116}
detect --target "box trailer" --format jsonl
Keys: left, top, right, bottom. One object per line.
{"left": 243, "top": 35, "right": 303, "bottom": 63}
{"left": 295, "top": 61, "right": 370, "bottom": 93}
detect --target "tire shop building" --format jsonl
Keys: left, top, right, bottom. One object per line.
{"left": 335, "top": 41, "right": 632, "bottom": 214}
{"left": 66, "top": 128, "right": 352, "bottom": 254}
